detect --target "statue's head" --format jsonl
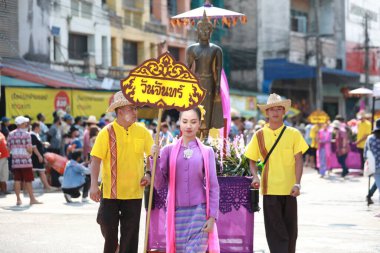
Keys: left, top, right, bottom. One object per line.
{"left": 197, "top": 11, "right": 213, "bottom": 41}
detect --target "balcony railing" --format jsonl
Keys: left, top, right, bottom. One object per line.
{"left": 144, "top": 21, "right": 167, "bottom": 35}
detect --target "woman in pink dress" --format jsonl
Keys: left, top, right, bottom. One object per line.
{"left": 317, "top": 123, "right": 332, "bottom": 177}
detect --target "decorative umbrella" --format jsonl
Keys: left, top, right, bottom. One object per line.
{"left": 170, "top": 1, "right": 247, "bottom": 27}
{"left": 307, "top": 110, "right": 330, "bottom": 124}
{"left": 348, "top": 87, "right": 373, "bottom": 96}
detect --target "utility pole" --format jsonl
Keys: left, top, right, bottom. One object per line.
{"left": 355, "top": 14, "right": 380, "bottom": 86}
{"left": 314, "top": 0, "right": 323, "bottom": 110}
{"left": 364, "top": 13, "right": 370, "bottom": 88}
{"left": 355, "top": 13, "right": 380, "bottom": 126}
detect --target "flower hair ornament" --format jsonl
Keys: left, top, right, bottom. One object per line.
{"left": 198, "top": 105, "right": 206, "bottom": 122}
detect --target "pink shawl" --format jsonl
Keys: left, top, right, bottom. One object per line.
{"left": 167, "top": 137, "right": 220, "bottom": 253}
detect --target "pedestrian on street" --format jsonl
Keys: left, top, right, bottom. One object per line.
{"left": 364, "top": 119, "right": 380, "bottom": 205}
{"left": 316, "top": 123, "right": 332, "bottom": 178}
{"left": 83, "top": 115, "right": 99, "bottom": 162}
{"left": 0, "top": 131, "right": 10, "bottom": 195}
{"left": 62, "top": 150, "right": 90, "bottom": 203}
{"left": 30, "top": 122, "right": 54, "bottom": 192}
{"left": 7, "top": 116, "right": 42, "bottom": 206}
{"left": 36, "top": 113, "right": 49, "bottom": 142}
{"left": 245, "top": 94, "right": 309, "bottom": 253}
{"left": 47, "top": 116, "right": 63, "bottom": 188}
{"left": 355, "top": 111, "right": 371, "bottom": 170}
{"left": 332, "top": 120, "right": 350, "bottom": 177}
{"left": 89, "top": 91, "right": 153, "bottom": 253}
{"left": 1, "top": 116, "right": 11, "bottom": 138}
{"left": 151, "top": 107, "right": 220, "bottom": 253}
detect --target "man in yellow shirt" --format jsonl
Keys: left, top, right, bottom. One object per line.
{"left": 356, "top": 112, "right": 372, "bottom": 169}
{"left": 245, "top": 94, "right": 309, "bottom": 253}
{"left": 90, "top": 91, "right": 154, "bottom": 253}
{"left": 309, "top": 123, "right": 320, "bottom": 170}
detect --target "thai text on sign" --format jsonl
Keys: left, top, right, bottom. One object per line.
{"left": 121, "top": 52, "right": 205, "bottom": 110}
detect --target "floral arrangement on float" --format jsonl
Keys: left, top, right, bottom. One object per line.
{"left": 205, "top": 135, "right": 251, "bottom": 176}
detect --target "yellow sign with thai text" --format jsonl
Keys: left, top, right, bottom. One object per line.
{"left": 72, "top": 90, "right": 113, "bottom": 118}
{"left": 121, "top": 52, "right": 205, "bottom": 110}
{"left": 5, "top": 87, "right": 72, "bottom": 123}
{"left": 307, "top": 110, "right": 330, "bottom": 124}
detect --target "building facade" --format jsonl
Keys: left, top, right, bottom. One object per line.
{"left": 219, "top": 0, "right": 364, "bottom": 119}
{"left": 345, "top": 0, "right": 380, "bottom": 84}
{"left": 107, "top": 0, "right": 193, "bottom": 79}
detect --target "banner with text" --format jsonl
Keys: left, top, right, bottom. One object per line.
{"left": 71, "top": 90, "right": 113, "bottom": 119}
{"left": 5, "top": 87, "right": 71, "bottom": 123}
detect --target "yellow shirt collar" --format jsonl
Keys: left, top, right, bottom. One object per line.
{"left": 264, "top": 124, "right": 286, "bottom": 136}
{"left": 112, "top": 120, "right": 136, "bottom": 132}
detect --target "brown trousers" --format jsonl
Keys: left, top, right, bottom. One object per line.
{"left": 263, "top": 195, "right": 298, "bottom": 253}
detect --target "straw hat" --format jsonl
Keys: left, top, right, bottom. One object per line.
{"left": 107, "top": 91, "right": 132, "bottom": 112}
{"left": 257, "top": 93, "right": 291, "bottom": 117}
{"left": 86, "top": 115, "right": 98, "bottom": 124}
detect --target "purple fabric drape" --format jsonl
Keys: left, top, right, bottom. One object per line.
{"left": 148, "top": 177, "right": 254, "bottom": 253}
{"left": 329, "top": 143, "right": 362, "bottom": 170}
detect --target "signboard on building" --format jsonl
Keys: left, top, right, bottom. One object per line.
{"left": 5, "top": 88, "right": 120, "bottom": 123}
{"left": 5, "top": 87, "right": 72, "bottom": 123}
{"left": 72, "top": 90, "right": 114, "bottom": 118}
{"left": 347, "top": 0, "right": 379, "bottom": 25}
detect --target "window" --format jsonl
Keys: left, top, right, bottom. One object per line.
{"left": 291, "top": 10, "right": 308, "bottom": 33}
{"left": 123, "top": 0, "right": 137, "bottom": 8}
{"left": 81, "top": 1, "right": 92, "bottom": 19}
{"left": 69, "top": 33, "right": 88, "bottom": 60}
{"left": 124, "top": 10, "right": 143, "bottom": 28}
{"left": 167, "top": 0, "right": 177, "bottom": 16}
{"left": 71, "top": 0, "right": 79, "bottom": 16}
{"left": 123, "top": 40, "right": 138, "bottom": 65}
{"left": 71, "top": 0, "right": 92, "bottom": 19}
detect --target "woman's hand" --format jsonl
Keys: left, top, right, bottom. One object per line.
{"left": 202, "top": 217, "right": 215, "bottom": 233}
{"left": 151, "top": 144, "right": 160, "bottom": 157}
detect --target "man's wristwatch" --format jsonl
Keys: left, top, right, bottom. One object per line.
{"left": 294, "top": 184, "right": 301, "bottom": 190}
{"left": 145, "top": 171, "right": 152, "bottom": 177}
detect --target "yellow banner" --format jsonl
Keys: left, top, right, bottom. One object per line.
{"left": 71, "top": 90, "right": 113, "bottom": 119}
{"left": 121, "top": 52, "right": 205, "bottom": 110}
{"left": 5, "top": 87, "right": 71, "bottom": 123}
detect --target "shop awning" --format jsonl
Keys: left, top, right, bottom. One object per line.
{"left": 1, "top": 57, "right": 116, "bottom": 90}
{"left": 263, "top": 58, "right": 360, "bottom": 93}
{"left": 1, "top": 75, "right": 45, "bottom": 87}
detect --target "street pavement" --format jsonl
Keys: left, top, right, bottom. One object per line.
{"left": 0, "top": 167, "right": 380, "bottom": 253}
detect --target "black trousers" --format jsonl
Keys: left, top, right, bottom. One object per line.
{"left": 62, "top": 175, "right": 90, "bottom": 198}
{"left": 263, "top": 195, "right": 298, "bottom": 253}
{"left": 97, "top": 198, "right": 142, "bottom": 253}
{"left": 358, "top": 148, "right": 364, "bottom": 169}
